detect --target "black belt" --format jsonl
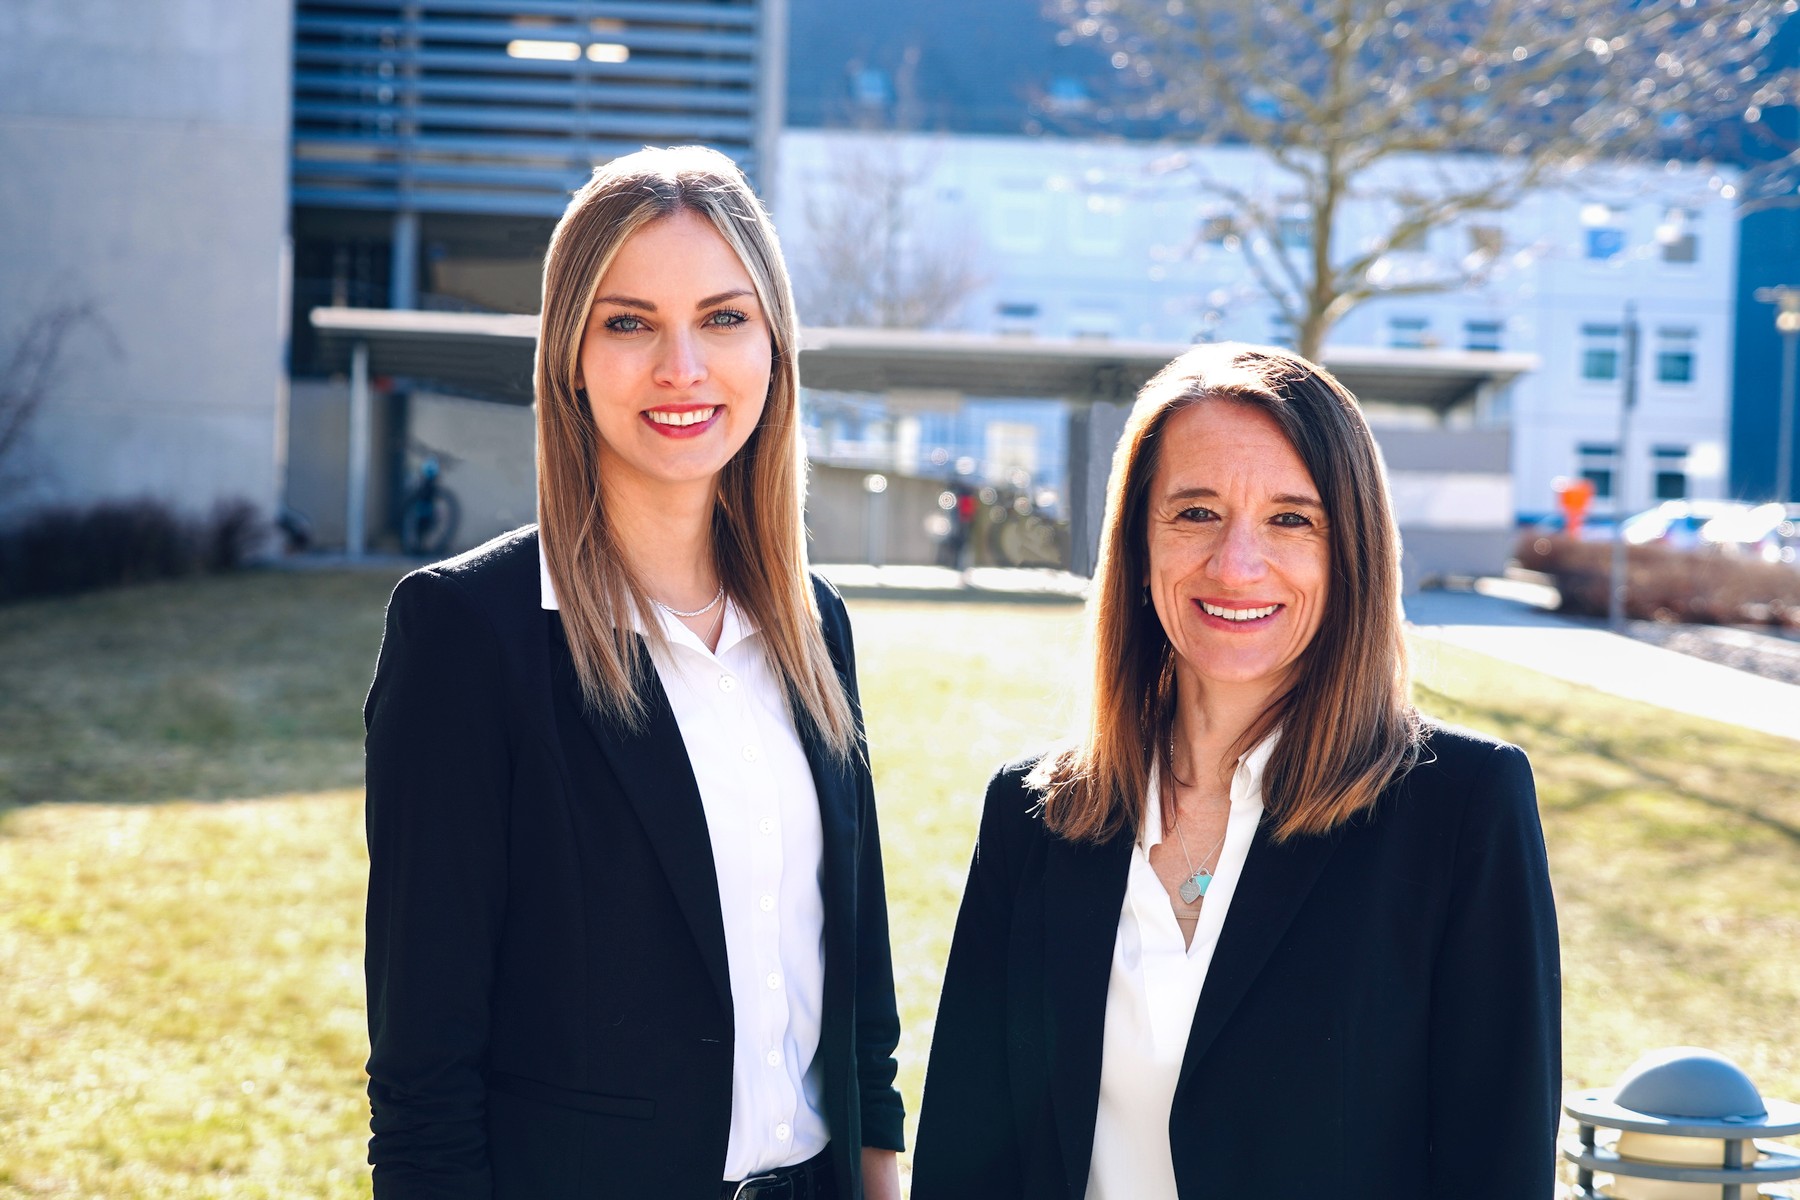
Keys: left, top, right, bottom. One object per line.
{"left": 721, "top": 1148, "right": 833, "bottom": 1200}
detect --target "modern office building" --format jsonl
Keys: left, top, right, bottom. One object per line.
{"left": 780, "top": 0, "right": 1770, "bottom": 525}
{"left": 0, "top": 0, "right": 290, "bottom": 524}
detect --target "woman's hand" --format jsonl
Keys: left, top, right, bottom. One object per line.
{"left": 860, "top": 1147, "right": 900, "bottom": 1200}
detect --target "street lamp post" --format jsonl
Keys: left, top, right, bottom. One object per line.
{"left": 1753, "top": 285, "right": 1800, "bottom": 504}
{"left": 1609, "top": 304, "right": 1640, "bottom": 632}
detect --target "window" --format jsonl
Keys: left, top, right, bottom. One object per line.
{"left": 1653, "top": 446, "right": 1688, "bottom": 500}
{"left": 1582, "top": 204, "right": 1627, "bottom": 261}
{"left": 1200, "top": 214, "right": 1236, "bottom": 245}
{"left": 1585, "top": 227, "right": 1626, "bottom": 260}
{"left": 1464, "top": 319, "right": 1504, "bottom": 351}
{"left": 1579, "top": 442, "right": 1618, "bottom": 500}
{"left": 1389, "top": 316, "right": 1431, "bottom": 349}
{"left": 995, "top": 301, "right": 1039, "bottom": 335}
{"left": 1656, "top": 327, "right": 1696, "bottom": 385}
{"left": 1581, "top": 324, "right": 1623, "bottom": 381}
{"left": 1072, "top": 192, "right": 1124, "bottom": 256}
{"left": 1658, "top": 208, "right": 1698, "bottom": 264}
{"left": 993, "top": 191, "right": 1047, "bottom": 254}
{"left": 1467, "top": 224, "right": 1504, "bottom": 258}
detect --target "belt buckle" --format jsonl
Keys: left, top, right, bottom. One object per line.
{"left": 731, "top": 1174, "right": 794, "bottom": 1200}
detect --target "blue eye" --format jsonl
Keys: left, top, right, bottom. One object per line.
{"left": 1271, "top": 512, "right": 1314, "bottom": 527}
{"left": 1176, "top": 506, "right": 1217, "bottom": 522}
{"left": 603, "top": 313, "right": 645, "bottom": 334}
{"left": 706, "top": 308, "right": 749, "bottom": 328}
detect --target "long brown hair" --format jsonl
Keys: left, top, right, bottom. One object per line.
{"left": 1031, "top": 343, "right": 1420, "bottom": 844}
{"left": 534, "top": 145, "right": 854, "bottom": 756}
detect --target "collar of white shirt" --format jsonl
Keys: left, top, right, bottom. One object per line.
{"left": 1139, "top": 729, "right": 1279, "bottom": 850}
{"left": 538, "top": 539, "right": 755, "bottom": 656}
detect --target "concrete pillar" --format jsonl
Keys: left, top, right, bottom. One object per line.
{"left": 347, "top": 340, "right": 371, "bottom": 558}
{"left": 390, "top": 210, "right": 419, "bottom": 310}
{"left": 1067, "top": 400, "right": 1130, "bottom": 577}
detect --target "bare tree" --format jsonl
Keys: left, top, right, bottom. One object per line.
{"left": 0, "top": 302, "right": 120, "bottom": 501}
{"left": 1054, "top": 0, "right": 1795, "bottom": 358}
{"left": 795, "top": 136, "right": 987, "bottom": 330}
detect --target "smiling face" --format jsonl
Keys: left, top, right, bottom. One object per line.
{"left": 575, "top": 209, "right": 772, "bottom": 505}
{"left": 1145, "top": 398, "right": 1330, "bottom": 707}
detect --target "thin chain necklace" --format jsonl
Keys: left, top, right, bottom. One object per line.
{"left": 1167, "top": 738, "right": 1228, "bottom": 905}
{"left": 1171, "top": 808, "right": 1228, "bottom": 905}
{"left": 652, "top": 580, "right": 724, "bottom": 620}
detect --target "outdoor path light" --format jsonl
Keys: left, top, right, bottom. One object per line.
{"left": 1564, "top": 1047, "right": 1800, "bottom": 1199}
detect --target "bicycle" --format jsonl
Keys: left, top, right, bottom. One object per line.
{"left": 399, "top": 455, "right": 461, "bottom": 557}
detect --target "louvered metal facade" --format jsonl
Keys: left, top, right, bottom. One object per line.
{"left": 292, "top": 0, "right": 781, "bottom": 219}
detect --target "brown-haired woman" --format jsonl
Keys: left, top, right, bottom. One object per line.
{"left": 911, "top": 343, "right": 1559, "bottom": 1200}
{"left": 363, "top": 146, "right": 903, "bottom": 1200}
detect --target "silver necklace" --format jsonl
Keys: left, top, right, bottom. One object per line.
{"left": 652, "top": 581, "right": 724, "bottom": 619}
{"left": 1171, "top": 810, "right": 1228, "bottom": 905}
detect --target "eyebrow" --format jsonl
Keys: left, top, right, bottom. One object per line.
{"left": 591, "top": 288, "right": 756, "bottom": 313}
{"left": 1164, "top": 485, "right": 1323, "bottom": 508}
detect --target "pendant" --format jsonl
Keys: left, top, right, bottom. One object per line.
{"left": 1179, "top": 869, "right": 1212, "bottom": 904}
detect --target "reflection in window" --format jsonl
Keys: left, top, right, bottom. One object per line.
{"left": 1464, "top": 319, "right": 1504, "bottom": 351}
{"left": 1656, "top": 327, "right": 1696, "bottom": 384}
{"left": 1653, "top": 446, "right": 1688, "bottom": 500}
{"left": 1581, "top": 323, "right": 1623, "bottom": 382}
{"left": 1578, "top": 442, "right": 1618, "bottom": 500}
{"left": 1388, "top": 316, "right": 1431, "bottom": 349}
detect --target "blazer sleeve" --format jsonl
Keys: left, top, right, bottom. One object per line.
{"left": 363, "top": 569, "right": 514, "bottom": 1199}
{"left": 817, "top": 587, "right": 907, "bottom": 1151}
{"left": 1426, "top": 742, "right": 1561, "bottom": 1197}
{"left": 910, "top": 768, "right": 1026, "bottom": 1200}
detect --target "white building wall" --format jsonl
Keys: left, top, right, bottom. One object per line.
{"left": 776, "top": 129, "right": 1738, "bottom": 523}
{"left": 0, "top": 0, "right": 291, "bottom": 524}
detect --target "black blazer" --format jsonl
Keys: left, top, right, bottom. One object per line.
{"left": 362, "top": 527, "right": 904, "bottom": 1200}
{"left": 911, "top": 724, "right": 1559, "bottom": 1199}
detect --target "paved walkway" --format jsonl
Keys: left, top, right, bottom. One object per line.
{"left": 818, "top": 564, "right": 1800, "bottom": 742}
{"left": 1404, "top": 583, "right": 1800, "bottom": 742}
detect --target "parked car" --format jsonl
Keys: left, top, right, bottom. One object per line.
{"left": 1620, "top": 500, "right": 1786, "bottom": 561}
{"left": 1517, "top": 511, "right": 1616, "bottom": 543}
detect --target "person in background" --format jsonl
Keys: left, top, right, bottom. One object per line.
{"left": 911, "top": 343, "right": 1559, "bottom": 1200}
{"left": 363, "top": 146, "right": 904, "bottom": 1200}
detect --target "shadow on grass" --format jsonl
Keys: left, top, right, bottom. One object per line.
{"left": 1422, "top": 689, "right": 1800, "bottom": 848}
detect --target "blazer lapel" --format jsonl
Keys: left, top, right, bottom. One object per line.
{"left": 1175, "top": 820, "right": 1342, "bottom": 1095}
{"left": 1042, "top": 829, "right": 1132, "bottom": 1200}
{"left": 555, "top": 628, "right": 734, "bottom": 1019}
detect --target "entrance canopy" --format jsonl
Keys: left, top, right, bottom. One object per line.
{"left": 308, "top": 307, "right": 1538, "bottom": 412}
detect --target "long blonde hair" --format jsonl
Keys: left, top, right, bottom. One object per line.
{"left": 1032, "top": 344, "right": 1420, "bottom": 844}
{"left": 535, "top": 146, "right": 854, "bottom": 756}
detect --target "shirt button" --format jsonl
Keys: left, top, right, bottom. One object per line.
{"left": 766, "top": 971, "right": 782, "bottom": 990}
{"left": 766, "top": 1049, "right": 782, "bottom": 1067}
{"left": 759, "top": 893, "right": 775, "bottom": 912}
{"left": 718, "top": 674, "right": 737, "bottom": 693}
{"left": 741, "top": 745, "right": 759, "bottom": 762}
{"left": 775, "top": 1123, "right": 791, "bottom": 1141}
{"left": 758, "top": 817, "right": 775, "bottom": 835}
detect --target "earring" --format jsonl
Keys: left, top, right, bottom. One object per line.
{"left": 1141, "top": 585, "right": 1150, "bottom": 606}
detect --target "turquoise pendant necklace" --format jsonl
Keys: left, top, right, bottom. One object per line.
{"left": 1171, "top": 810, "right": 1227, "bottom": 905}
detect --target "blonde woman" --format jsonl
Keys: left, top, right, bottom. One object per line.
{"left": 912, "top": 345, "right": 1558, "bottom": 1199}
{"left": 363, "top": 147, "right": 903, "bottom": 1200}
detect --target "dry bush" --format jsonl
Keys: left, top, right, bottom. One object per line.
{"left": 1514, "top": 534, "right": 1800, "bottom": 628}
{"left": 0, "top": 497, "right": 265, "bottom": 603}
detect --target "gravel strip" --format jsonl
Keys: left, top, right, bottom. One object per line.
{"left": 1620, "top": 620, "right": 1800, "bottom": 688}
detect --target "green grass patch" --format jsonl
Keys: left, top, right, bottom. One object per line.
{"left": 1, "top": 572, "right": 1796, "bottom": 1196}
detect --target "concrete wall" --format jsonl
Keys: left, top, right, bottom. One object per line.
{"left": 0, "top": 1, "right": 290, "bottom": 525}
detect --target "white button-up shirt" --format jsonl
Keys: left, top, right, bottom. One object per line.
{"left": 540, "top": 548, "right": 829, "bottom": 1177}
{"left": 1085, "top": 734, "right": 1275, "bottom": 1200}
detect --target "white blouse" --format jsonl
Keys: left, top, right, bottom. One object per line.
{"left": 1085, "top": 735, "right": 1275, "bottom": 1200}
{"left": 539, "top": 548, "right": 829, "bottom": 1178}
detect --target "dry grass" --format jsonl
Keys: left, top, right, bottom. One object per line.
{"left": 1, "top": 571, "right": 1796, "bottom": 1197}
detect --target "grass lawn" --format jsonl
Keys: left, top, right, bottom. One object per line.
{"left": 2, "top": 569, "right": 1797, "bottom": 1197}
